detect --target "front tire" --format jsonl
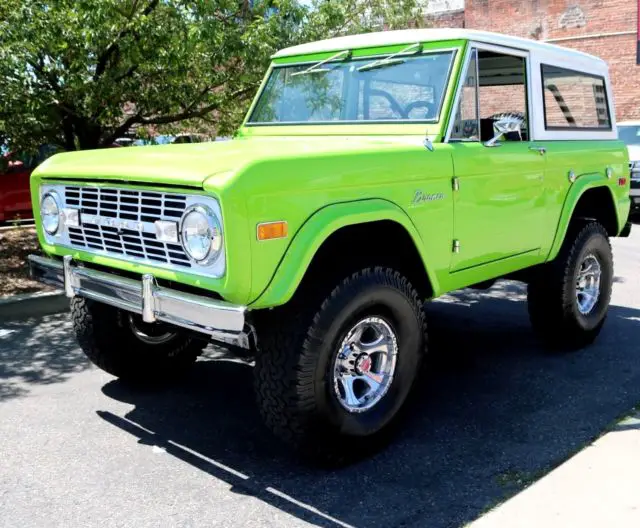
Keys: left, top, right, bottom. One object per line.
{"left": 71, "top": 297, "right": 206, "bottom": 382}
{"left": 527, "top": 221, "right": 613, "bottom": 350}
{"left": 253, "top": 267, "right": 427, "bottom": 463}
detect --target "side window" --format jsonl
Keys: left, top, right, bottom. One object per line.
{"left": 541, "top": 64, "right": 611, "bottom": 130}
{"left": 450, "top": 49, "right": 529, "bottom": 142}
{"left": 477, "top": 51, "right": 528, "bottom": 141}
{"left": 450, "top": 48, "right": 479, "bottom": 141}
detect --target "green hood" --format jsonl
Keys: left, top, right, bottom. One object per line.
{"left": 33, "top": 136, "right": 421, "bottom": 189}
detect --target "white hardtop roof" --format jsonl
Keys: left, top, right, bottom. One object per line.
{"left": 273, "top": 28, "right": 604, "bottom": 64}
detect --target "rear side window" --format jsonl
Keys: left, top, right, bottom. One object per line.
{"left": 541, "top": 64, "right": 611, "bottom": 130}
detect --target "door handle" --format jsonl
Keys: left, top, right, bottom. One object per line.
{"left": 529, "top": 146, "right": 547, "bottom": 155}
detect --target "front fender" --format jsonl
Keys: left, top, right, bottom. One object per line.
{"left": 546, "top": 175, "right": 622, "bottom": 261}
{"left": 249, "top": 199, "right": 438, "bottom": 309}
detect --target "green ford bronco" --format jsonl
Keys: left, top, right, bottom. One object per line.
{"left": 29, "top": 29, "right": 631, "bottom": 461}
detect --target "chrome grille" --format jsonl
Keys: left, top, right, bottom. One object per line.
{"left": 64, "top": 186, "right": 192, "bottom": 269}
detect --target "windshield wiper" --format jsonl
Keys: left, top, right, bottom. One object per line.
{"left": 357, "top": 42, "right": 422, "bottom": 72}
{"left": 290, "top": 50, "right": 351, "bottom": 77}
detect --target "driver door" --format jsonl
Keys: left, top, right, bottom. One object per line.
{"left": 448, "top": 47, "right": 546, "bottom": 272}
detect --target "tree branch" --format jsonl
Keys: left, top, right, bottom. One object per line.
{"left": 27, "top": 57, "right": 62, "bottom": 96}
{"left": 138, "top": 86, "right": 256, "bottom": 126}
{"left": 93, "top": 0, "right": 159, "bottom": 81}
{"left": 328, "top": 1, "right": 371, "bottom": 37}
{"left": 139, "top": 103, "right": 221, "bottom": 126}
{"left": 100, "top": 112, "right": 142, "bottom": 146}
{"left": 113, "top": 64, "right": 139, "bottom": 83}
{"left": 179, "top": 85, "right": 215, "bottom": 114}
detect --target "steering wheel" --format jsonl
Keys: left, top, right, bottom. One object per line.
{"left": 404, "top": 100, "right": 436, "bottom": 119}
{"left": 368, "top": 88, "right": 406, "bottom": 118}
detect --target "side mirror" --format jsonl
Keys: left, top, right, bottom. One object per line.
{"left": 484, "top": 116, "right": 523, "bottom": 147}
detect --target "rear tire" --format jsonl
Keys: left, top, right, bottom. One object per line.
{"left": 527, "top": 221, "right": 613, "bottom": 350}
{"left": 253, "top": 267, "right": 427, "bottom": 464}
{"left": 71, "top": 297, "right": 206, "bottom": 382}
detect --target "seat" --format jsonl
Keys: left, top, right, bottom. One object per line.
{"left": 480, "top": 116, "right": 525, "bottom": 142}
{"left": 480, "top": 118, "right": 495, "bottom": 142}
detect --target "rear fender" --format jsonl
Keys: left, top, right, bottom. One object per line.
{"left": 547, "top": 176, "right": 620, "bottom": 262}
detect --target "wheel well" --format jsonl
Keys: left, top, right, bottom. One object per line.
{"left": 296, "top": 220, "right": 434, "bottom": 301}
{"left": 570, "top": 187, "right": 618, "bottom": 236}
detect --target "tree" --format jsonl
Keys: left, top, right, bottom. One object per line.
{"left": 0, "top": 0, "right": 426, "bottom": 153}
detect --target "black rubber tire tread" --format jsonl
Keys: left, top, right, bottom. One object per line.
{"left": 253, "top": 267, "right": 427, "bottom": 464}
{"left": 71, "top": 297, "right": 205, "bottom": 382}
{"left": 527, "top": 221, "right": 613, "bottom": 350}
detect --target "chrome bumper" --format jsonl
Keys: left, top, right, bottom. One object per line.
{"left": 27, "top": 255, "right": 246, "bottom": 339}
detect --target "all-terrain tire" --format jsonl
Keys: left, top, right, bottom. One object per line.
{"left": 527, "top": 221, "right": 613, "bottom": 350}
{"left": 71, "top": 297, "right": 206, "bottom": 382}
{"left": 252, "top": 267, "right": 427, "bottom": 464}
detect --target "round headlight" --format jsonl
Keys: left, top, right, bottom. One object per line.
{"left": 180, "top": 205, "right": 222, "bottom": 264}
{"left": 41, "top": 192, "right": 61, "bottom": 235}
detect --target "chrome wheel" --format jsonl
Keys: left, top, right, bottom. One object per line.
{"left": 576, "top": 254, "right": 601, "bottom": 315}
{"left": 332, "top": 316, "right": 398, "bottom": 413}
{"left": 128, "top": 314, "right": 177, "bottom": 345}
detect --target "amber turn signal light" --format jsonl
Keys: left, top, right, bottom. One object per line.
{"left": 257, "top": 221, "right": 288, "bottom": 240}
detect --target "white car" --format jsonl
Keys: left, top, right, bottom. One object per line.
{"left": 618, "top": 120, "right": 640, "bottom": 213}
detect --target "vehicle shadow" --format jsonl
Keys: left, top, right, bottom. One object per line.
{"left": 0, "top": 312, "right": 90, "bottom": 401}
{"left": 98, "top": 281, "right": 640, "bottom": 528}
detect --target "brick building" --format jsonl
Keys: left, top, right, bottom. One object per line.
{"left": 427, "top": 0, "right": 640, "bottom": 120}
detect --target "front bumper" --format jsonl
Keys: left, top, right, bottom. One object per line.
{"left": 28, "top": 255, "right": 246, "bottom": 339}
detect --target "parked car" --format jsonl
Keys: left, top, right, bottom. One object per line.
{"left": 617, "top": 120, "right": 640, "bottom": 213}
{"left": 28, "top": 29, "right": 631, "bottom": 462}
{"left": 131, "top": 134, "right": 209, "bottom": 147}
{"left": 0, "top": 144, "right": 61, "bottom": 222}
{"left": 113, "top": 137, "right": 135, "bottom": 147}
{"left": 171, "top": 133, "right": 209, "bottom": 144}
{"left": 132, "top": 135, "right": 176, "bottom": 146}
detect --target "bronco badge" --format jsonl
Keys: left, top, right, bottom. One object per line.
{"left": 412, "top": 190, "right": 445, "bottom": 205}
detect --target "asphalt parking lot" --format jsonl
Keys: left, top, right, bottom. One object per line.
{"left": 2, "top": 227, "right": 640, "bottom": 528}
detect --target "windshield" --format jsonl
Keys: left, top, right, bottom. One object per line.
{"left": 618, "top": 125, "right": 640, "bottom": 146}
{"left": 248, "top": 50, "right": 456, "bottom": 125}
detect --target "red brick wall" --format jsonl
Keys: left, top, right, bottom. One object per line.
{"left": 426, "top": 9, "right": 465, "bottom": 29}
{"left": 429, "top": 0, "right": 640, "bottom": 120}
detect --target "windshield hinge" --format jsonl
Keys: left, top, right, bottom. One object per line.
{"left": 423, "top": 137, "right": 434, "bottom": 152}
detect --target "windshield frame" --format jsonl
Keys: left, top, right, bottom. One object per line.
{"left": 244, "top": 46, "right": 459, "bottom": 128}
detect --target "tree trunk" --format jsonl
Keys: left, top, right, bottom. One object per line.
{"left": 74, "top": 119, "right": 103, "bottom": 150}
{"left": 61, "top": 115, "right": 76, "bottom": 151}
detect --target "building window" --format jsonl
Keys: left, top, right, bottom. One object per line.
{"left": 541, "top": 64, "right": 611, "bottom": 130}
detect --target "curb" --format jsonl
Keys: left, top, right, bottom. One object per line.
{"left": 0, "top": 290, "right": 68, "bottom": 321}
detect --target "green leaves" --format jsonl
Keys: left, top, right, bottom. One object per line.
{"left": 0, "top": 0, "right": 427, "bottom": 153}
